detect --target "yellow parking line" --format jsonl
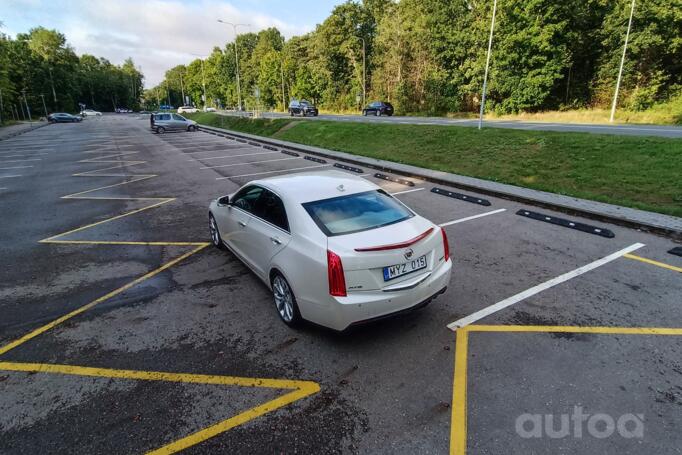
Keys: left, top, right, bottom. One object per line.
{"left": 43, "top": 240, "right": 209, "bottom": 246}
{"left": 0, "top": 243, "right": 209, "bottom": 356}
{"left": 450, "top": 328, "right": 469, "bottom": 455}
{"left": 40, "top": 198, "right": 175, "bottom": 242}
{"left": 0, "top": 361, "right": 320, "bottom": 455}
{"left": 623, "top": 253, "right": 682, "bottom": 273}
{"left": 449, "top": 324, "right": 682, "bottom": 454}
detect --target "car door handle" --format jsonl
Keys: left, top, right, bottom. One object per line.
{"left": 238, "top": 221, "right": 247, "bottom": 227}
{"left": 270, "top": 236, "right": 282, "bottom": 245}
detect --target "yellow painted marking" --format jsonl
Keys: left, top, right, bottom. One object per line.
{"left": 624, "top": 253, "right": 682, "bottom": 273}
{"left": 449, "top": 324, "right": 682, "bottom": 454}
{"left": 42, "top": 240, "right": 209, "bottom": 246}
{"left": 0, "top": 244, "right": 209, "bottom": 356}
{"left": 467, "top": 324, "right": 682, "bottom": 335}
{"left": 450, "top": 328, "right": 469, "bottom": 455}
{"left": 0, "top": 361, "right": 320, "bottom": 455}
{"left": 40, "top": 198, "right": 175, "bottom": 242}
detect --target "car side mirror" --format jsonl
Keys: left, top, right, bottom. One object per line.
{"left": 218, "top": 195, "right": 230, "bottom": 206}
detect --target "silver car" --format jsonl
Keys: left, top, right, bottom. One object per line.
{"left": 151, "top": 113, "right": 198, "bottom": 133}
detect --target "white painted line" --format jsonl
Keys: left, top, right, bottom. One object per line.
{"left": 0, "top": 187, "right": 7, "bottom": 190}
{"left": 217, "top": 164, "right": 332, "bottom": 180}
{"left": 0, "top": 175, "right": 23, "bottom": 179}
{"left": 447, "top": 242, "right": 645, "bottom": 330}
{"left": 0, "top": 165, "right": 33, "bottom": 170}
{"left": 439, "top": 208, "right": 507, "bottom": 227}
{"left": 183, "top": 147, "right": 251, "bottom": 155}
{"left": 0, "top": 158, "right": 42, "bottom": 163}
{"left": 201, "top": 157, "right": 300, "bottom": 170}
{"left": 391, "top": 187, "right": 426, "bottom": 196}
{"left": 189, "top": 151, "right": 278, "bottom": 161}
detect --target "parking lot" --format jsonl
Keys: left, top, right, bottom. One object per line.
{"left": 1, "top": 115, "right": 680, "bottom": 454}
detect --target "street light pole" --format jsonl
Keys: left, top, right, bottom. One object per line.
{"left": 281, "top": 37, "right": 286, "bottom": 113}
{"left": 217, "top": 20, "right": 250, "bottom": 111}
{"left": 354, "top": 36, "right": 366, "bottom": 109}
{"left": 479, "top": 0, "right": 498, "bottom": 130}
{"left": 180, "top": 72, "right": 186, "bottom": 106}
{"left": 39, "top": 94, "right": 48, "bottom": 118}
{"left": 610, "top": 0, "right": 636, "bottom": 123}
{"left": 22, "top": 89, "right": 32, "bottom": 123}
{"left": 0, "top": 88, "right": 3, "bottom": 125}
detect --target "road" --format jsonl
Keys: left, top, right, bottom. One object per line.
{"left": 249, "top": 111, "right": 682, "bottom": 138}
{"left": 1, "top": 115, "right": 680, "bottom": 454}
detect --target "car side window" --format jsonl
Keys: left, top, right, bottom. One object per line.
{"left": 231, "top": 186, "right": 264, "bottom": 214}
{"left": 172, "top": 114, "right": 186, "bottom": 121}
{"left": 253, "top": 189, "right": 289, "bottom": 232}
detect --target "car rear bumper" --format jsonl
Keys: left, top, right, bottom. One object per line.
{"left": 301, "top": 258, "right": 452, "bottom": 331}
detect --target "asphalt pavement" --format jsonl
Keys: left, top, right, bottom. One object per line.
{"left": 1, "top": 115, "right": 680, "bottom": 454}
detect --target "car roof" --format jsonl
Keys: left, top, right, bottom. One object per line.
{"left": 254, "top": 170, "right": 378, "bottom": 203}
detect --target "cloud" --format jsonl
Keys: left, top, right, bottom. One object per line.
{"left": 51, "top": 0, "right": 313, "bottom": 87}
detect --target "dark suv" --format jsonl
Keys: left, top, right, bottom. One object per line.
{"left": 362, "top": 101, "right": 394, "bottom": 116}
{"left": 288, "top": 99, "right": 318, "bottom": 117}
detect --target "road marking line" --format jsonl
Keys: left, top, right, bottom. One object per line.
{"left": 450, "top": 328, "right": 468, "bottom": 455}
{"left": 201, "top": 156, "right": 300, "bottom": 169}
{"left": 218, "top": 164, "right": 332, "bottom": 179}
{"left": 188, "top": 151, "right": 278, "bottom": 161}
{"left": 439, "top": 209, "right": 507, "bottom": 227}
{"left": 0, "top": 158, "right": 41, "bottom": 163}
{"left": 391, "top": 187, "right": 425, "bottom": 195}
{"left": 0, "top": 361, "right": 320, "bottom": 455}
{"left": 0, "top": 243, "right": 208, "bottom": 356}
{"left": 449, "top": 324, "right": 682, "bottom": 455}
{"left": 466, "top": 324, "right": 682, "bottom": 335}
{"left": 0, "top": 175, "right": 22, "bottom": 178}
{"left": 0, "top": 165, "right": 33, "bottom": 170}
{"left": 359, "top": 173, "right": 372, "bottom": 177}
{"left": 447, "top": 242, "right": 645, "bottom": 330}
{"left": 623, "top": 253, "right": 682, "bottom": 273}
{"left": 182, "top": 147, "right": 252, "bottom": 155}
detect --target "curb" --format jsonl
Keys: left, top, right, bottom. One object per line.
{"left": 0, "top": 122, "right": 50, "bottom": 141}
{"left": 198, "top": 124, "right": 682, "bottom": 240}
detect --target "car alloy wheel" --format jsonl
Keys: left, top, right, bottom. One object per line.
{"left": 273, "top": 275, "right": 295, "bottom": 323}
{"left": 208, "top": 215, "right": 225, "bottom": 249}
{"left": 156, "top": 127, "right": 165, "bottom": 134}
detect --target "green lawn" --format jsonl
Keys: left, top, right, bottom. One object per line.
{"left": 188, "top": 113, "right": 682, "bottom": 217}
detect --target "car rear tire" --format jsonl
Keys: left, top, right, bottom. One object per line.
{"left": 156, "top": 127, "right": 165, "bottom": 134}
{"left": 272, "top": 273, "right": 301, "bottom": 327}
{"left": 209, "top": 214, "right": 226, "bottom": 250}
{"left": 375, "top": 110, "right": 379, "bottom": 116}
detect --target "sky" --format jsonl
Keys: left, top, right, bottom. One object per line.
{"left": 1, "top": 0, "right": 344, "bottom": 87}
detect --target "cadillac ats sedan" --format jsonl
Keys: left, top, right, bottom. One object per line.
{"left": 208, "top": 171, "right": 452, "bottom": 330}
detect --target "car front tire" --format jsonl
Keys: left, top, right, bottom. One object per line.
{"left": 272, "top": 273, "right": 302, "bottom": 327}
{"left": 156, "top": 127, "right": 165, "bottom": 134}
{"left": 209, "top": 214, "right": 226, "bottom": 250}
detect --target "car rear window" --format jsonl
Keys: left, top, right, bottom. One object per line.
{"left": 302, "top": 190, "right": 413, "bottom": 236}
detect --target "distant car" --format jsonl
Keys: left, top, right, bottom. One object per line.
{"left": 203, "top": 107, "right": 217, "bottom": 112}
{"left": 207, "top": 170, "right": 451, "bottom": 330}
{"left": 115, "top": 108, "right": 133, "bottom": 113}
{"left": 288, "top": 99, "right": 318, "bottom": 117}
{"left": 177, "top": 106, "right": 199, "bottom": 114}
{"left": 159, "top": 104, "right": 174, "bottom": 111}
{"left": 80, "top": 109, "right": 102, "bottom": 116}
{"left": 151, "top": 112, "right": 198, "bottom": 133}
{"left": 362, "top": 101, "right": 394, "bottom": 117}
{"left": 48, "top": 113, "right": 82, "bottom": 123}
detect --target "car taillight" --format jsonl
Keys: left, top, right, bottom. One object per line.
{"left": 441, "top": 227, "right": 450, "bottom": 262}
{"left": 327, "top": 250, "right": 347, "bottom": 297}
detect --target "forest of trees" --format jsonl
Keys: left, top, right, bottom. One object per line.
{"left": 0, "top": 26, "right": 143, "bottom": 121}
{"left": 148, "top": 0, "right": 681, "bottom": 116}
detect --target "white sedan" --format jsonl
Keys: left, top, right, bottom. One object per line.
{"left": 208, "top": 171, "right": 452, "bottom": 330}
{"left": 80, "top": 109, "right": 102, "bottom": 116}
{"left": 178, "top": 106, "right": 199, "bottom": 113}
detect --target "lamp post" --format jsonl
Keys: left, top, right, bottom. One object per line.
{"left": 478, "top": 0, "right": 498, "bottom": 130}
{"left": 217, "top": 20, "right": 250, "bottom": 111}
{"left": 39, "top": 94, "right": 48, "bottom": 118}
{"left": 610, "top": 0, "right": 636, "bottom": 123}
{"left": 191, "top": 53, "right": 208, "bottom": 109}
{"left": 22, "top": 89, "right": 32, "bottom": 123}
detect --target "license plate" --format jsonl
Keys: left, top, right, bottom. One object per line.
{"left": 383, "top": 255, "right": 427, "bottom": 281}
